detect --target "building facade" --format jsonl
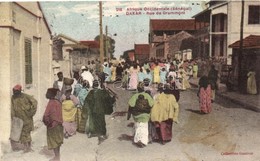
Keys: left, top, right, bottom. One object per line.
{"left": 0, "top": 2, "right": 53, "bottom": 154}
{"left": 149, "top": 19, "right": 196, "bottom": 59}
{"left": 193, "top": 0, "right": 260, "bottom": 65}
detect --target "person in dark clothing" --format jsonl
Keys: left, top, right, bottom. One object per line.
{"left": 116, "top": 63, "right": 124, "bottom": 80}
{"left": 208, "top": 65, "right": 218, "bottom": 102}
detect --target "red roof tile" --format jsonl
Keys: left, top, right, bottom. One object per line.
{"left": 150, "top": 19, "right": 196, "bottom": 31}
{"left": 229, "top": 35, "right": 260, "bottom": 49}
{"left": 80, "top": 41, "right": 100, "bottom": 49}
{"left": 135, "top": 44, "right": 150, "bottom": 55}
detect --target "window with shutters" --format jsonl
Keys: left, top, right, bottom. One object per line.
{"left": 24, "top": 39, "right": 33, "bottom": 84}
{"left": 248, "top": 5, "right": 260, "bottom": 24}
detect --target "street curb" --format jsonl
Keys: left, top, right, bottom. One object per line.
{"left": 217, "top": 92, "right": 260, "bottom": 112}
{"left": 189, "top": 81, "right": 260, "bottom": 113}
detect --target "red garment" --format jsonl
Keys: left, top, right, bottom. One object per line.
{"left": 43, "top": 99, "right": 63, "bottom": 128}
{"left": 199, "top": 85, "right": 212, "bottom": 113}
{"left": 153, "top": 119, "right": 173, "bottom": 142}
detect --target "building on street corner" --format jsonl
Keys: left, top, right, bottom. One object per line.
{"left": 0, "top": 2, "right": 53, "bottom": 156}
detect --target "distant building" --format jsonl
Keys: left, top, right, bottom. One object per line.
{"left": 0, "top": 2, "right": 53, "bottom": 154}
{"left": 149, "top": 19, "right": 196, "bottom": 59}
{"left": 134, "top": 44, "right": 150, "bottom": 64}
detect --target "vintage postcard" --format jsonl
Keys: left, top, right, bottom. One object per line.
{"left": 0, "top": 1, "right": 259, "bottom": 161}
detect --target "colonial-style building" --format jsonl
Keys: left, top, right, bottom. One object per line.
{"left": 0, "top": 2, "right": 53, "bottom": 154}
{"left": 149, "top": 19, "right": 196, "bottom": 59}
{"left": 229, "top": 35, "right": 260, "bottom": 93}
{"left": 193, "top": 0, "right": 260, "bottom": 65}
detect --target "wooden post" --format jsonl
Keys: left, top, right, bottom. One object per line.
{"left": 99, "top": 1, "right": 104, "bottom": 65}
{"left": 238, "top": 0, "right": 245, "bottom": 93}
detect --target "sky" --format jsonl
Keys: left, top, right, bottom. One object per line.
{"left": 40, "top": 1, "right": 205, "bottom": 58}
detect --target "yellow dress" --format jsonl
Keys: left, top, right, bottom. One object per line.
{"left": 153, "top": 66, "right": 160, "bottom": 83}
{"left": 111, "top": 66, "right": 116, "bottom": 81}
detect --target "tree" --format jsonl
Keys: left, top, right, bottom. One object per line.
{"left": 95, "top": 35, "right": 115, "bottom": 58}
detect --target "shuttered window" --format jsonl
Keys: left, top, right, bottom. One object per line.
{"left": 248, "top": 5, "right": 260, "bottom": 24}
{"left": 25, "top": 39, "right": 32, "bottom": 84}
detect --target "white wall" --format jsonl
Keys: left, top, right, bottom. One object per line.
{"left": 0, "top": 2, "right": 53, "bottom": 155}
{"left": 227, "top": 1, "right": 260, "bottom": 64}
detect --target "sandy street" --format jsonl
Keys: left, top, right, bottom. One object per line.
{"left": 2, "top": 85, "right": 260, "bottom": 161}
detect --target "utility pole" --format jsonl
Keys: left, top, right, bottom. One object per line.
{"left": 105, "top": 25, "right": 109, "bottom": 59}
{"left": 238, "top": 0, "right": 245, "bottom": 93}
{"left": 99, "top": 1, "right": 104, "bottom": 64}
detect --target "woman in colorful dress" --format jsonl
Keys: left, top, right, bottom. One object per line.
{"left": 153, "top": 62, "right": 161, "bottom": 84}
{"left": 60, "top": 86, "right": 79, "bottom": 138}
{"left": 198, "top": 76, "right": 212, "bottom": 114}
{"left": 128, "top": 64, "right": 139, "bottom": 90}
{"left": 150, "top": 84, "right": 179, "bottom": 145}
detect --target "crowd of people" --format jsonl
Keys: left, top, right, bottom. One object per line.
{"left": 9, "top": 57, "right": 224, "bottom": 161}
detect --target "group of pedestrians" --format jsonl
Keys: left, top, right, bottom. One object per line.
{"left": 10, "top": 62, "right": 116, "bottom": 161}
{"left": 128, "top": 81, "right": 180, "bottom": 148}
{"left": 9, "top": 57, "right": 221, "bottom": 160}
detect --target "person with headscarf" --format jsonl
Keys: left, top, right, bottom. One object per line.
{"left": 76, "top": 80, "right": 90, "bottom": 133}
{"left": 10, "top": 84, "right": 37, "bottom": 152}
{"left": 84, "top": 80, "right": 116, "bottom": 144}
{"left": 81, "top": 66, "right": 94, "bottom": 88}
{"left": 153, "top": 62, "right": 161, "bottom": 84}
{"left": 208, "top": 65, "right": 218, "bottom": 102}
{"left": 160, "top": 67, "right": 167, "bottom": 84}
{"left": 128, "top": 82, "right": 154, "bottom": 148}
{"left": 138, "top": 68, "right": 146, "bottom": 83}
{"left": 103, "top": 63, "right": 112, "bottom": 82}
{"left": 60, "top": 85, "right": 79, "bottom": 138}
{"left": 150, "top": 83, "right": 179, "bottom": 145}
{"left": 128, "top": 63, "right": 139, "bottom": 90}
{"left": 144, "top": 69, "right": 153, "bottom": 85}
{"left": 198, "top": 76, "right": 212, "bottom": 114}
{"left": 111, "top": 64, "right": 117, "bottom": 82}
{"left": 43, "top": 88, "right": 63, "bottom": 161}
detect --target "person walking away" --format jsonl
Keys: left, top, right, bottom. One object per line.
{"left": 198, "top": 76, "right": 212, "bottom": 114}
{"left": 138, "top": 68, "right": 146, "bottom": 83}
{"left": 103, "top": 63, "right": 112, "bottom": 82}
{"left": 116, "top": 63, "right": 124, "bottom": 80}
{"left": 208, "top": 65, "right": 218, "bottom": 102}
{"left": 193, "top": 62, "right": 198, "bottom": 79}
{"left": 77, "top": 80, "right": 90, "bottom": 133}
{"left": 128, "top": 64, "right": 139, "bottom": 90}
{"left": 128, "top": 82, "right": 154, "bottom": 148}
{"left": 53, "top": 72, "right": 65, "bottom": 100}
{"left": 71, "top": 71, "right": 82, "bottom": 96}
{"left": 111, "top": 64, "right": 117, "bottom": 82}
{"left": 84, "top": 80, "right": 116, "bottom": 144}
{"left": 81, "top": 66, "right": 94, "bottom": 88}
{"left": 61, "top": 85, "right": 79, "bottom": 138}
{"left": 153, "top": 62, "right": 161, "bottom": 84}
{"left": 150, "top": 84, "right": 179, "bottom": 145}
{"left": 144, "top": 69, "right": 153, "bottom": 86}
{"left": 43, "top": 88, "right": 63, "bottom": 161}
{"left": 247, "top": 70, "right": 257, "bottom": 95}
{"left": 10, "top": 84, "right": 37, "bottom": 152}
{"left": 160, "top": 67, "right": 167, "bottom": 84}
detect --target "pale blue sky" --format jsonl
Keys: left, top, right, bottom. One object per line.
{"left": 40, "top": 1, "right": 205, "bottom": 58}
